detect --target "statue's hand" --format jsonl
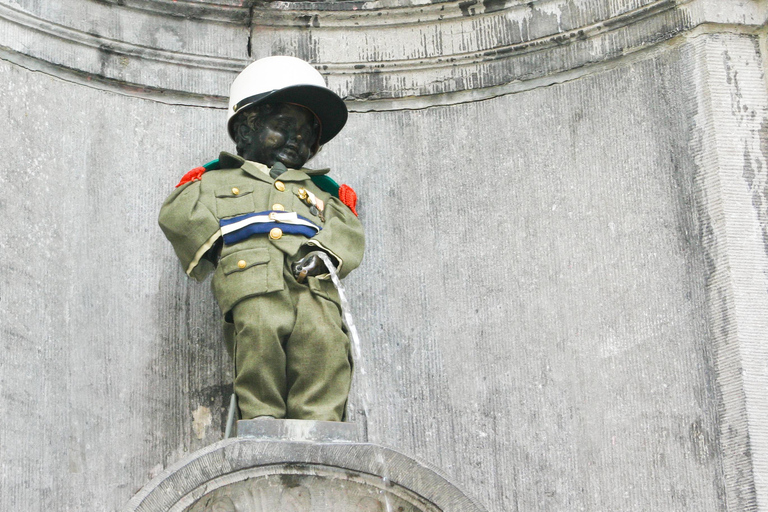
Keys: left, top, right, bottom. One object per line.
{"left": 292, "top": 251, "right": 329, "bottom": 283}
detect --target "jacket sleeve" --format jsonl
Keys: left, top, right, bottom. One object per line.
{"left": 158, "top": 180, "right": 221, "bottom": 281}
{"left": 304, "top": 195, "right": 365, "bottom": 279}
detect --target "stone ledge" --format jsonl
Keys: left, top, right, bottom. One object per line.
{"left": 235, "top": 418, "right": 360, "bottom": 442}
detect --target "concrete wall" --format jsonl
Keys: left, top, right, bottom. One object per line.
{"left": 2, "top": 0, "right": 768, "bottom": 510}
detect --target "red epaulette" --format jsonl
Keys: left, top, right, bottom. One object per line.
{"left": 175, "top": 166, "right": 207, "bottom": 188}
{"left": 339, "top": 184, "right": 358, "bottom": 216}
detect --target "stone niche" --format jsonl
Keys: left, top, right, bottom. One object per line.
{"left": 125, "top": 421, "right": 486, "bottom": 512}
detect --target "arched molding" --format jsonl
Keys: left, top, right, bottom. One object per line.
{"left": 0, "top": 0, "right": 765, "bottom": 109}
{"left": 124, "top": 438, "right": 487, "bottom": 511}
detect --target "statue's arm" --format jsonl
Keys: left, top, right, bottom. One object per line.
{"left": 158, "top": 180, "right": 221, "bottom": 281}
{"left": 303, "top": 195, "right": 365, "bottom": 279}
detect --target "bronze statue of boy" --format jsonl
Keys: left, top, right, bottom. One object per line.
{"left": 159, "top": 56, "right": 364, "bottom": 421}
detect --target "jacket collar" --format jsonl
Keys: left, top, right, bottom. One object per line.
{"left": 278, "top": 168, "right": 312, "bottom": 182}
{"left": 241, "top": 160, "right": 273, "bottom": 184}
{"left": 218, "top": 151, "right": 245, "bottom": 170}
{"left": 218, "top": 151, "right": 331, "bottom": 182}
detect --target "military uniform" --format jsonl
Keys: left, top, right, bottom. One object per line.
{"left": 159, "top": 152, "right": 364, "bottom": 421}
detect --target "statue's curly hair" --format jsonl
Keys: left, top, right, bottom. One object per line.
{"left": 232, "top": 104, "right": 274, "bottom": 157}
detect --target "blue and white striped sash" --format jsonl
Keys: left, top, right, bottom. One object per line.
{"left": 220, "top": 211, "right": 321, "bottom": 245}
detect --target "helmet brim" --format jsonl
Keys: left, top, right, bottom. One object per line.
{"left": 227, "top": 84, "right": 348, "bottom": 146}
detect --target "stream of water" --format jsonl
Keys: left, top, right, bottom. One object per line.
{"left": 316, "top": 252, "right": 395, "bottom": 512}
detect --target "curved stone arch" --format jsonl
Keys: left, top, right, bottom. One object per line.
{"left": 124, "top": 438, "right": 487, "bottom": 511}
{"left": 83, "top": 0, "right": 253, "bottom": 23}
{"left": 1, "top": 0, "right": 757, "bottom": 110}
{"left": 174, "top": 464, "right": 442, "bottom": 512}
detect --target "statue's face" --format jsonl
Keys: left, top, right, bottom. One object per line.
{"left": 237, "top": 103, "right": 318, "bottom": 169}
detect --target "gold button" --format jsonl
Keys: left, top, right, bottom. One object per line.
{"left": 237, "top": 260, "right": 247, "bottom": 269}
{"left": 274, "top": 181, "right": 285, "bottom": 192}
{"left": 297, "top": 188, "right": 308, "bottom": 200}
{"left": 269, "top": 227, "right": 283, "bottom": 240}
{"left": 231, "top": 187, "right": 240, "bottom": 195}
{"left": 272, "top": 203, "right": 284, "bottom": 211}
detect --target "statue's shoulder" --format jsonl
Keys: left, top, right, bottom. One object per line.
{"left": 307, "top": 173, "right": 339, "bottom": 196}
{"left": 215, "top": 152, "right": 245, "bottom": 170}
{"left": 174, "top": 152, "right": 242, "bottom": 188}
{"left": 304, "top": 172, "right": 358, "bottom": 217}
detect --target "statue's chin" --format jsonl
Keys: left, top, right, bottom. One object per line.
{"left": 274, "top": 152, "right": 306, "bottom": 170}
{"left": 242, "top": 149, "right": 307, "bottom": 169}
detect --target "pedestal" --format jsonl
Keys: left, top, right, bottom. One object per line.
{"left": 124, "top": 420, "right": 486, "bottom": 512}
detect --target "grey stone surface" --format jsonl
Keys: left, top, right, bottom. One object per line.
{"left": 2, "top": 1, "right": 768, "bottom": 511}
{"left": 2, "top": 0, "right": 766, "bottom": 108}
{"left": 125, "top": 438, "right": 485, "bottom": 511}
{"left": 685, "top": 31, "right": 768, "bottom": 510}
{"left": 235, "top": 419, "right": 360, "bottom": 443}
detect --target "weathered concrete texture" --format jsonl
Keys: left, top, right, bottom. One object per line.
{"left": 687, "top": 32, "right": 768, "bottom": 511}
{"left": 0, "top": 60, "right": 235, "bottom": 509}
{"left": 125, "top": 437, "right": 485, "bottom": 511}
{"left": 2, "top": 0, "right": 767, "bottom": 108}
{"left": 326, "top": 41, "right": 729, "bottom": 511}
{"left": 2, "top": 2, "right": 768, "bottom": 512}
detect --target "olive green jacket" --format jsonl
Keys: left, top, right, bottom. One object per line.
{"left": 158, "top": 152, "right": 365, "bottom": 314}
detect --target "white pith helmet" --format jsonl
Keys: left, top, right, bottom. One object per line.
{"left": 227, "top": 56, "right": 348, "bottom": 146}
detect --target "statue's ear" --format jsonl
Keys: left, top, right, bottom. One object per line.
{"left": 236, "top": 123, "right": 252, "bottom": 143}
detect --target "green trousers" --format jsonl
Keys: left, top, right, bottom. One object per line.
{"left": 225, "top": 265, "right": 351, "bottom": 421}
